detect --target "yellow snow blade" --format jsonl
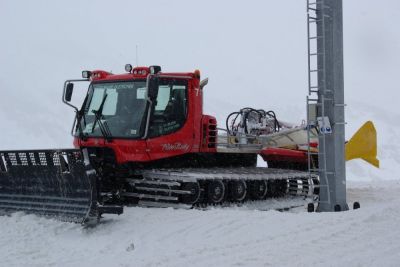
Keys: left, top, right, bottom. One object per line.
{"left": 345, "top": 121, "right": 379, "bottom": 168}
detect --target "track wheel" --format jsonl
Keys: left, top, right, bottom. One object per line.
{"left": 229, "top": 180, "right": 247, "bottom": 202}
{"left": 181, "top": 182, "right": 201, "bottom": 204}
{"left": 249, "top": 180, "right": 268, "bottom": 200}
{"left": 207, "top": 180, "right": 225, "bottom": 204}
{"left": 312, "top": 177, "right": 320, "bottom": 195}
{"left": 277, "top": 179, "right": 288, "bottom": 197}
{"left": 268, "top": 180, "right": 280, "bottom": 198}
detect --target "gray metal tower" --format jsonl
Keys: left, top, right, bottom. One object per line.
{"left": 307, "top": 0, "right": 348, "bottom": 211}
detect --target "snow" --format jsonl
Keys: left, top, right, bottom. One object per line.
{"left": 1, "top": 181, "right": 400, "bottom": 267}
{"left": 1, "top": 0, "right": 400, "bottom": 266}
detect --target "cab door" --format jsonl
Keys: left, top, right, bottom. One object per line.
{"left": 145, "top": 77, "right": 194, "bottom": 160}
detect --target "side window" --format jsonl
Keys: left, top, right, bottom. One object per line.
{"left": 149, "top": 81, "right": 188, "bottom": 137}
{"left": 154, "top": 85, "right": 170, "bottom": 111}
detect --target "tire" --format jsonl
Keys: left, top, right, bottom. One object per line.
{"left": 207, "top": 180, "right": 225, "bottom": 204}
{"left": 268, "top": 180, "right": 282, "bottom": 198}
{"left": 249, "top": 180, "right": 268, "bottom": 200}
{"left": 180, "top": 182, "right": 201, "bottom": 204}
{"left": 229, "top": 180, "right": 247, "bottom": 202}
{"left": 277, "top": 179, "right": 288, "bottom": 197}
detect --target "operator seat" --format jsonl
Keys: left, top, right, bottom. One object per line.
{"left": 164, "top": 89, "right": 186, "bottom": 124}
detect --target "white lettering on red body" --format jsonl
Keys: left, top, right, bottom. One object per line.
{"left": 161, "top": 143, "right": 190, "bottom": 152}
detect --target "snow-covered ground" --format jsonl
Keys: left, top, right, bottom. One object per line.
{"left": 1, "top": 0, "right": 400, "bottom": 266}
{"left": 1, "top": 180, "right": 400, "bottom": 267}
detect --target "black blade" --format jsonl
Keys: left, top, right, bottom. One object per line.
{"left": 0, "top": 149, "right": 94, "bottom": 223}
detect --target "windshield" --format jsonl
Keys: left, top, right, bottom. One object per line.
{"left": 78, "top": 81, "right": 148, "bottom": 138}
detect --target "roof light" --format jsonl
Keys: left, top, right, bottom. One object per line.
{"left": 82, "top": 71, "right": 92, "bottom": 79}
{"left": 194, "top": 69, "right": 201, "bottom": 79}
{"left": 125, "top": 64, "right": 133, "bottom": 73}
{"left": 149, "top": 65, "right": 161, "bottom": 74}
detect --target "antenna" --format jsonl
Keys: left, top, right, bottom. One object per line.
{"left": 136, "top": 45, "right": 139, "bottom": 66}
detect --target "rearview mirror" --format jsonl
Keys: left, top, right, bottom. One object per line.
{"left": 65, "top": 83, "right": 74, "bottom": 102}
{"left": 200, "top": 78, "right": 209, "bottom": 90}
{"left": 147, "top": 76, "right": 159, "bottom": 100}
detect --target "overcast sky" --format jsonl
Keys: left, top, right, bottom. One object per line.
{"left": 0, "top": 0, "right": 399, "bottom": 148}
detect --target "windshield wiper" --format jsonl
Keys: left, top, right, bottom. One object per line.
{"left": 75, "top": 110, "right": 88, "bottom": 141}
{"left": 91, "top": 93, "right": 113, "bottom": 142}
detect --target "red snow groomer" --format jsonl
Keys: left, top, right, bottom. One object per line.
{"left": 0, "top": 65, "right": 378, "bottom": 223}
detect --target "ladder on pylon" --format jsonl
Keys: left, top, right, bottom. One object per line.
{"left": 306, "top": 0, "right": 331, "bottom": 206}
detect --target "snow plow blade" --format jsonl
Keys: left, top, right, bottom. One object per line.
{"left": 0, "top": 149, "right": 122, "bottom": 224}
